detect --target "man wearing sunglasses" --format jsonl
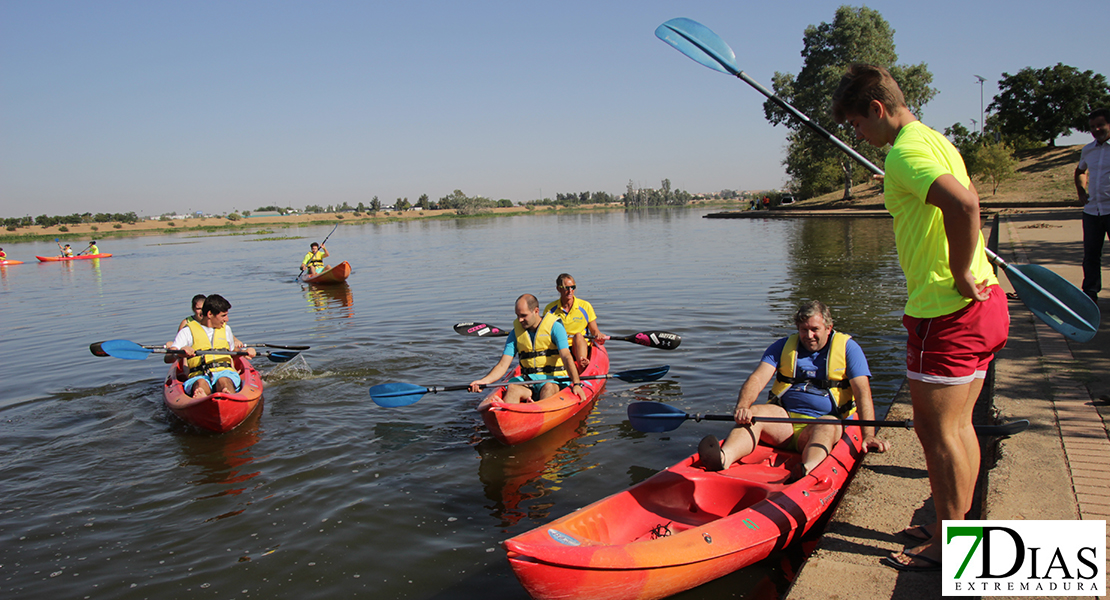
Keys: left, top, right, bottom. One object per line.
{"left": 543, "top": 273, "right": 608, "bottom": 370}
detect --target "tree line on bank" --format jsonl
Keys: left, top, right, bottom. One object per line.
{"left": 4, "top": 212, "right": 139, "bottom": 231}
{"left": 766, "top": 5, "right": 1108, "bottom": 200}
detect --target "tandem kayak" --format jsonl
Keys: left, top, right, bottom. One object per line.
{"left": 0, "top": 259, "right": 24, "bottom": 266}
{"left": 477, "top": 343, "right": 609, "bottom": 445}
{"left": 301, "top": 261, "right": 351, "bottom": 284}
{"left": 36, "top": 253, "right": 113, "bottom": 262}
{"left": 163, "top": 355, "right": 264, "bottom": 433}
{"left": 502, "top": 421, "right": 864, "bottom": 600}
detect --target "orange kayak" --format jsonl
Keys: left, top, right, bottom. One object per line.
{"left": 502, "top": 422, "right": 864, "bottom": 600}
{"left": 163, "top": 355, "right": 264, "bottom": 433}
{"left": 302, "top": 260, "right": 351, "bottom": 284}
{"left": 36, "top": 253, "right": 113, "bottom": 262}
{"left": 478, "top": 344, "right": 609, "bottom": 445}
{"left": 0, "top": 259, "right": 23, "bottom": 265}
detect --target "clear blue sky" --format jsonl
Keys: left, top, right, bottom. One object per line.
{"left": 1, "top": 1, "right": 1102, "bottom": 217}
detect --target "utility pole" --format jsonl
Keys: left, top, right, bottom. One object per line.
{"left": 974, "top": 75, "right": 986, "bottom": 139}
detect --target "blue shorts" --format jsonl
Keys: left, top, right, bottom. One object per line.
{"left": 184, "top": 370, "right": 241, "bottom": 395}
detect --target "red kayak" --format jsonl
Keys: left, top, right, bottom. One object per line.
{"left": 36, "top": 253, "right": 113, "bottom": 262}
{"left": 0, "top": 259, "right": 24, "bottom": 266}
{"left": 478, "top": 344, "right": 609, "bottom": 445}
{"left": 302, "top": 261, "right": 351, "bottom": 284}
{"left": 503, "top": 421, "right": 864, "bottom": 600}
{"left": 163, "top": 355, "right": 264, "bottom": 433}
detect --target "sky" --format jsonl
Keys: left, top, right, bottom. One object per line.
{"left": 1, "top": 0, "right": 1103, "bottom": 218}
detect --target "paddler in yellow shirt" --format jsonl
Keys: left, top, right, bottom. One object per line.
{"left": 301, "top": 242, "right": 330, "bottom": 276}
{"left": 543, "top": 273, "right": 608, "bottom": 371}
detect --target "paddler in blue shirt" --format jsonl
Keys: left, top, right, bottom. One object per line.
{"left": 697, "top": 300, "right": 889, "bottom": 481}
{"left": 469, "top": 294, "right": 588, "bottom": 404}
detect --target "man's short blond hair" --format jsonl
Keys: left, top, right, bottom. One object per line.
{"left": 831, "top": 63, "right": 907, "bottom": 124}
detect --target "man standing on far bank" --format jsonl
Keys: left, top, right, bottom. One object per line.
{"left": 1075, "top": 107, "right": 1110, "bottom": 304}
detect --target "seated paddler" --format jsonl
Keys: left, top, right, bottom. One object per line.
{"left": 697, "top": 300, "right": 889, "bottom": 481}
{"left": 167, "top": 294, "right": 255, "bottom": 399}
{"left": 469, "top": 293, "right": 588, "bottom": 405}
{"left": 301, "top": 241, "right": 330, "bottom": 276}
{"left": 543, "top": 273, "right": 608, "bottom": 371}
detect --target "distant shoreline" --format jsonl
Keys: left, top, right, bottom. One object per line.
{"left": 0, "top": 200, "right": 742, "bottom": 245}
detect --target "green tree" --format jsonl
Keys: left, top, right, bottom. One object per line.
{"left": 943, "top": 122, "right": 983, "bottom": 175}
{"left": 764, "top": 5, "right": 936, "bottom": 200}
{"left": 973, "top": 142, "right": 1018, "bottom": 195}
{"left": 370, "top": 197, "right": 381, "bottom": 212}
{"left": 988, "top": 64, "right": 1110, "bottom": 147}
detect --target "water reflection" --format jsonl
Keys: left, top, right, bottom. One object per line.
{"left": 174, "top": 407, "right": 264, "bottom": 521}
{"left": 302, "top": 282, "right": 354, "bottom": 318}
{"left": 476, "top": 401, "right": 597, "bottom": 528}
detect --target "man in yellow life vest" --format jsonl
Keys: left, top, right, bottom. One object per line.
{"left": 697, "top": 300, "right": 889, "bottom": 481}
{"left": 166, "top": 294, "right": 255, "bottom": 399}
{"left": 469, "top": 294, "right": 588, "bottom": 404}
{"left": 543, "top": 273, "right": 608, "bottom": 371}
{"left": 301, "top": 242, "right": 330, "bottom": 276}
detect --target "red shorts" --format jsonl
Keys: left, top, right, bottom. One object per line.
{"left": 903, "top": 285, "right": 1009, "bottom": 385}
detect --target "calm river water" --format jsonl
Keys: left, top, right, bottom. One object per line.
{"left": 0, "top": 208, "right": 907, "bottom": 599}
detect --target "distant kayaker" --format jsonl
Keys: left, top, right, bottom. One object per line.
{"left": 166, "top": 294, "right": 255, "bottom": 399}
{"left": 543, "top": 273, "right": 608, "bottom": 371}
{"left": 301, "top": 242, "right": 330, "bottom": 276}
{"left": 62, "top": 244, "right": 73, "bottom": 257}
{"left": 178, "top": 294, "right": 208, "bottom": 331}
{"left": 0, "top": 248, "right": 6, "bottom": 260}
{"left": 697, "top": 300, "right": 888, "bottom": 481}
{"left": 468, "top": 293, "right": 587, "bottom": 404}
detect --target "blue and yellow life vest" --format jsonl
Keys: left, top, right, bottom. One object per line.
{"left": 769, "top": 332, "right": 856, "bottom": 417}
{"left": 185, "top": 320, "right": 235, "bottom": 378}
{"left": 515, "top": 312, "right": 568, "bottom": 378}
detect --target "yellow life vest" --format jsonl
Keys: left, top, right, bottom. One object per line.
{"left": 515, "top": 312, "right": 568, "bottom": 378}
{"left": 768, "top": 332, "right": 856, "bottom": 418}
{"left": 303, "top": 251, "right": 326, "bottom": 268}
{"left": 185, "top": 320, "right": 235, "bottom": 378}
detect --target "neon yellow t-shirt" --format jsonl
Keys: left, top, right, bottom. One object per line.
{"left": 543, "top": 298, "right": 597, "bottom": 338}
{"left": 884, "top": 121, "right": 998, "bottom": 318}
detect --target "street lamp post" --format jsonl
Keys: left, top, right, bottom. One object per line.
{"left": 974, "top": 75, "right": 986, "bottom": 138}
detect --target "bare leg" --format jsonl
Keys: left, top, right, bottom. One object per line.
{"left": 191, "top": 379, "right": 213, "bottom": 399}
{"left": 500, "top": 384, "right": 535, "bottom": 404}
{"left": 795, "top": 417, "right": 842, "bottom": 474}
{"left": 571, "top": 334, "right": 590, "bottom": 370}
{"left": 715, "top": 404, "right": 795, "bottom": 468}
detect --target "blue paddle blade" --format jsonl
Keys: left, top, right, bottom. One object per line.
{"left": 266, "top": 351, "right": 299, "bottom": 363}
{"left": 655, "top": 18, "right": 739, "bottom": 76}
{"left": 626, "top": 401, "right": 689, "bottom": 433}
{"left": 99, "top": 339, "right": 153, "bottom": 360}
{"left": 369, "top": 382, "right": 429, "bottom": 407}
{"left": 615, "top": 365, "right": 670, "bottom": 383}
{"left": 1005, "top": 263, "right": 1099, "bottom": 342}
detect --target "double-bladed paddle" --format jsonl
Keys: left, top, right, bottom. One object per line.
{"left": 655, "top": 17, "right": 1099, "bottom": 343}
{"left": 453, "top": 322, "right": 682, "bottom": 350}
{"left": 627, "top": 401, "right": 1029, "bottom": 438}
{"left": 89, "top": 340, "right": 310, "bottom": 356}
{"left": 90, "top": 339, "right": 299, "bottom": 363}
{"left": 370, "top": 365, "right": 671, "bottom": 408}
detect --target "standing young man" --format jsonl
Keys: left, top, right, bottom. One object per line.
{"left": 832, "top": 64, "right": 1009, "bottom": 572}
{"left": 1075, "top": 107, "right": 1110, "bottom": 304}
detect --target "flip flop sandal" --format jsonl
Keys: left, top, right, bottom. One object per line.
{"left": 900, "top": 524, "right": 933, "bottom": 542}
{"left": 698, "top": 435, "right": 725, "bottom": 471}
{"left": 882, "top": 551, "right": 941, "bottom": 572}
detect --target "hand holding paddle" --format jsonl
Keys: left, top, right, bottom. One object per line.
{"left": 655, "top": 17, "right": 1099, "bottom": 343}
{"left": 453, "top": 322, "right": 682, "bottom": 350}
{"left": 90, "top": 339, "right": 300, "bottom": 363}
{"left": 626, "top": 402, "right": 1029, "bottom": 438}
{"left": 370, "top": 365, "right": 670, "bottom": 407}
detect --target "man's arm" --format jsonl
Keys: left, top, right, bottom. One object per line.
{"left": 558, "top": 348, "right": 587, "bottom": 401}
{"left": 927, "top": 174, "right": 990, "bottom": 302}
{"left": 1075, "top": 166, "right": 1090, "bottom": 203}
{"left": 468, "top": 354, "right": 515, "bottom": 392}
{"left": 848, "top": 375, "right": 889, "bottom": 453}
{"left": 585, "top": 319, "right": 607, "bottom": 344}
{"left": 733, "top": 361, "right": 777, "bottom": 423}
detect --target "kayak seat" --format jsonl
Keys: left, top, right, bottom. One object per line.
{"left": 630, "top": 471, "right": 774, "bottom": 528}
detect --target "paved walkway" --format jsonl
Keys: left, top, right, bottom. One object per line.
{"left": 786, "top": 208, "right": 1109, "bottom": 600}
